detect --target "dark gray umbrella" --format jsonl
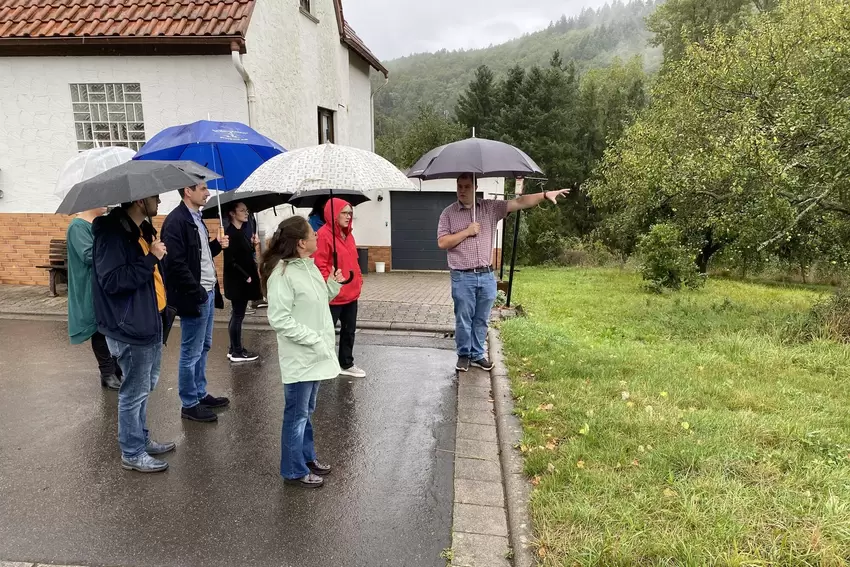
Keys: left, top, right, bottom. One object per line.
{"left": 55, "top": 160, "right": 220, "bottom": 215}
{"left": 201, "top": 189, "right": 292, "bottom": 219}
{"left": 406, "top": 137, "right": 544, "bottom": 181}
{"left": 286, "top": 188, "right": 370, "bottom": 209}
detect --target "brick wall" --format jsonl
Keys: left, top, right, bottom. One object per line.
{"left": 365, "top": 246, "right": 391, "bottom": 273}
{"left": 0, "top": 213, "right": 72, "bottom": 285}
{"left": 0, "top": 213, "right": 226, "bottom": 286}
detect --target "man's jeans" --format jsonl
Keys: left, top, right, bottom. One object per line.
{"left": 178, "top": 290, "right": 215, "bottom": 408}
{"left": 451, "top": 270, "right": 497, "bottom": 361}
{"left": 106, "top": 336, "right": 162, "bottom": 460}
{"left": 280, "top": 381, "right": 320, "bottom": 480}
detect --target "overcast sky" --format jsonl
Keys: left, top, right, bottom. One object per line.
{"left": 343, "top": 0, "right": 612, "bottom": 61}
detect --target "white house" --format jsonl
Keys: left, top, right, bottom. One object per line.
{"left": 0, "top": 0, "right": 502, "bottom": 285}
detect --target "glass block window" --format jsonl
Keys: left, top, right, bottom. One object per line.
{"left": 70, "top": 83, "right": 146, "bottom": 151}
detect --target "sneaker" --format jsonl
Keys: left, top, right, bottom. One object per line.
{"left": 253, "top": 300, "right": 268, "bottom": 309}
{"left": 101, "top": 374, "right": 121, "bottom": 390}
{"left": 245, "top": 308, "right": 257, "bottom": 316}
{"left": 121, "top": 453, "right": 168, "bottom": 473}
{"left": 229, "top": 349, "right": 259, "bottom": 362}
{"left": 339, "top": 365, "right": 366, "bottom": 378}
{"left": 283, "top": 473, "right": 324, "bottom": 488}
{"left": 471, "top": 357, "right": 494, "bottom": 371}
{"left": 199, "top": 393, "right": 230, "bottom": 409}
{"left": 307, "top": 460, "right": 332, "bottom": 476}
{"left": 145, "top": 440, "right": 176, "bottom": 456}
{"left": 456, "top": 356, "right": 470, "bottom": 372}
{"left": 181, "top": 404, "right": 218, "bottom": 422}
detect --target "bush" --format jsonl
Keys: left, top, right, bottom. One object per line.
{"left": 636, "top": 224, "right": 705, "bottom": 292}
{"left": 784, "top": 286, "right": 850, "bottom": 343}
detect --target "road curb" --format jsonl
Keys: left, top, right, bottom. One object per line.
{"left": 0, "top": 310, "right": 455, "bottom": 335}
{"left": 488, "top": 328, "right": 536, "bottom": 567}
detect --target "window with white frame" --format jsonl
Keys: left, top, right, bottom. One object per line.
{"left": 70, "top": 83, "right": 146, "bottom": 151}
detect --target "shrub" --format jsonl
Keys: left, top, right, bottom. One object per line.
{"left": 784, "top": 286, "right": 850, "bottom": 343}
{"left": 636, "top": 224, "right": 705, "bottom": 292}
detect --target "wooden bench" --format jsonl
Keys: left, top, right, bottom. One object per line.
{"left": 36, "top": 239, "right": 68, "bottom": 297}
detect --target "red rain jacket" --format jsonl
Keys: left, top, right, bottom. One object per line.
{"left": 313, "top": 197, "right": 363, "bottom": 306}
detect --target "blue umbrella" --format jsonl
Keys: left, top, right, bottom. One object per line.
{"left": 134, "top": 120, "right": 285, "bottom": 226}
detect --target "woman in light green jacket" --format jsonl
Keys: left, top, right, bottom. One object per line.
{"left": 260, "top": 215, "right": 345, "bottom": 488}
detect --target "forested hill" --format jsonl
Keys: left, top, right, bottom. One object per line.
{"left": 373, "top": 0, "right": 663, "bottom": 127}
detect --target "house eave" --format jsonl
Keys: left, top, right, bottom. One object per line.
{"left": 0, "top": 35, "right": 247, "bottom": 57}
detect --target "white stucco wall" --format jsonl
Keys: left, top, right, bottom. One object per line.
{"left": 0, "top": 55, "right": 247, "bottom": 214}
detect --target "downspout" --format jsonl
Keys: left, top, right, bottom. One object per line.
{"left": 370, "top": 75, "right": 389, "bottom": 152}
{"left": 231, "top": 44, "right": 256, "bottom": 127}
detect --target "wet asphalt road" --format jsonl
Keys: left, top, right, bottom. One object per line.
{"left": 0, "top": 320, "right": 457, "bottom": 567}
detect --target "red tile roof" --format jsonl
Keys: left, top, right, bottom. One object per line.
{"left": 0, "top": 0, "right": 386, "bottom": 75}
{"left": 0, "top": 0, "right": 254, "bottom": 40}
{"left": 343, "top": 20, "right": 387, "bottom": 76}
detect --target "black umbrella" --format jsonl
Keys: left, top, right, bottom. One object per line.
{"left": 407, "top": 137, "right": 543, "bottom": 181}
{"left": 201, "top": 190, "right": 292, "bottom": 219}
{"left": 286, "top": 188, "right": 370, "bottom": 209}
{"left": 56, "top": 160, "right": 220, "bottom": 215}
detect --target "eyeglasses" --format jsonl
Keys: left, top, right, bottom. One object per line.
{"left": 340, "top": 211, "right": 353, "bottom": 217}
{"left": 234, "top": 208, "right": 249, "bottom": 214}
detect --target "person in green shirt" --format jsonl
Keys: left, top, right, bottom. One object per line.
{"left": 260, "top": 215, "right": 346, "bottom": 488}
{"left": 67, "top": 207, "right": 122, "bottom": 390}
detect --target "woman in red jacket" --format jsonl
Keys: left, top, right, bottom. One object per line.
{"left": 313, "top": 198, "right": 365, "bottom": 378}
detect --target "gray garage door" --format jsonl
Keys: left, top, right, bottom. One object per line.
{"left": 390, "top": 191, "right": 480, "bottom": 270}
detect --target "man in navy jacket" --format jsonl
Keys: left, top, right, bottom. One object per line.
{"left": 92, "top": 196, "right": 175, "bottom": 473}
{"left": 162, "top": 184, "right": 230, "bottom": 423}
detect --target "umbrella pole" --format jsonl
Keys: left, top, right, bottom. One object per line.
{"left": 506, "top": 209, "right": 521, "bottom": 308}
{"left": 207, "top": 113, "right": 224, "bottom": 229}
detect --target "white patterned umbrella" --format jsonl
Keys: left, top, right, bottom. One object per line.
{"left": 236, "top": 143, "right": 415, "bottom": 206}
{"left": 54, "top": 146, "right": 136, "bottom": 199}
{"left": 236, "top": 143, "right": 414, "bottom": 281}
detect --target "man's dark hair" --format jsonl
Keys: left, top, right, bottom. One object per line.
{"left": 457, "top": 173, "right": 478, "bottom": 185}
{"left": 120, "top": 202, "right": 134, "bottom": 210}
{"left": 178, "top": 188, "right": 185, "bottom": 199}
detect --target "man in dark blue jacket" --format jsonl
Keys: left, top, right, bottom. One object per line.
{"left": 92, "top": 196, "right": 175, "bottom": 473}
{"left": 162, "top": 183, "right": 230, "bottom": 423}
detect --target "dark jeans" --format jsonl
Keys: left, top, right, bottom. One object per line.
{"left": 91, "top": 331, "right": 121, "bottom": 379}
{"left": 229, "top": 299, "right": 248, "bottom": 353}
{"left": 329, "top": 300, "right": 357, "bottom": 370}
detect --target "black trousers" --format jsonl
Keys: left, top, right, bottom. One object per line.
{"left": 229, "top": 299, "right": 249, "bottom": 353}
{"left": 90, "top": 331, "right": 121, "bottom": 379}
{"left": 329, "top": 300, "right": 357, "bottom": 370}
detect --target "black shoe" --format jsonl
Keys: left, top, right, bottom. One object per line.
{"left": 199, "top": 393, "right": 230, "bottom": 409}
{"left": 456, "top": 357, "right": 470, "bottom": 372}
{"left": 229, "top": 349, "right": 259, "bottom": 362}
{"left": 307, "top": 460, "right": 332, "bottom": 476}
{"left": 181, "top": 404, "right": 218, "bottom": 422}
{"left": 101, "top": 374, "right": 121, "bottom": 390}
{"left": 471, "top": 357, "right": 494, "bottom": 371}
{"left": 253, "top": 300, "right": 268, "bottom": 309}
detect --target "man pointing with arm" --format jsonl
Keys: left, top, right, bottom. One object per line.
{"left": 437, "top": 173, "right": 569, "bottom": 373}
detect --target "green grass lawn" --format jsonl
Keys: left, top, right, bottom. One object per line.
{"left": 499, "top": 268, "right": 850, "bottom": 566}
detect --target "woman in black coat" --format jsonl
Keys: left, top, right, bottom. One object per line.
{"left": 224, "top": 202, "right": 263, "bottom": 362}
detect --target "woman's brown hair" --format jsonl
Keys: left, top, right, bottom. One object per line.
{"left": 259, "top": 215, "right": 311, "bottom": 296}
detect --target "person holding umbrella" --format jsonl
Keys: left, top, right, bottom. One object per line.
{"left": 66, "top": 205, "right": 122, "bottom": 390}
{"left": 260, "top": 215, "right": 347, "bottom": 488}
{"left": 314, "top": 198, "right": 366, "bottom": 378}
{"left": 437, "top": 174, "right": 569, "bottom": 372}
{"left": 161, "top": 184, "right": 231, "bottom": 423}
{"left": 92, "top": 195, "right": 174, "bottom": 473}
{"left": 223, "top": 201, "right": 262, "bottom": 362}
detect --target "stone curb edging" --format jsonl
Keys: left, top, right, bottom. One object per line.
{"left": 488, "top": 328, "right": 536, "bottom": 567}
{"left": 0, "top": 310, "right": 455, "bottom": 335}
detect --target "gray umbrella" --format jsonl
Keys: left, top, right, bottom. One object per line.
{"left": 55, "top": 160, "right": 220, "bottom": 215}
{"left": 406, "top": 137, "right": 544, "bottom": 181}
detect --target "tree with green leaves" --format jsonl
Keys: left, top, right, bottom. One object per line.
{"left": 590, "top": 0, "right": 850, "bottom": 274}
{"left": 646, "top": 0, "right": 778, "bottom": 63}
{"left": 455, "top": 65, "right": 499, "bottom": 139}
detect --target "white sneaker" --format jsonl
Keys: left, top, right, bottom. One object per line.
{"left": 339, "top": 365, "right": 366, "bottom": 378}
